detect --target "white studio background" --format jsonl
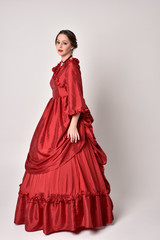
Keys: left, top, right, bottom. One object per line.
{"left": 0, "top": 0, "right": 160, "bottom": 239}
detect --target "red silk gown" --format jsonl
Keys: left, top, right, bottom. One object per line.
{"left": 14, "top": 56, "right": 114, "bottom": 234}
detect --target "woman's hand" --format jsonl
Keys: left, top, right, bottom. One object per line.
{"left": 67, "top": 124, "right": 80, "bottom": 143}
{"left": 67, "top": 112, "right": 81, "bottom": 143}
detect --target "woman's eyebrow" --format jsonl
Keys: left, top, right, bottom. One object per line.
{"left": 57, "top": 39, "right": 68, "bottom": 42}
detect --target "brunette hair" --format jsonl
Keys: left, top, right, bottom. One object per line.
{"left": 55, "top": 30, "right": 78, "bottom": 50}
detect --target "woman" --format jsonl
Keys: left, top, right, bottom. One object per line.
{"left": 14, "top": 29, "right": 114, "bottom": 234}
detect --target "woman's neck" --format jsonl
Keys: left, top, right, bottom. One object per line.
{"left": 61, "top": 54, "right": 73, "bottom": 64}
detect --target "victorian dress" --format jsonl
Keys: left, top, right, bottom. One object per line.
{"left": 14, "top": 55, "right": 114, "bottom": 234}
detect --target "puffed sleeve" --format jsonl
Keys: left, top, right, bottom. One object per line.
{"left": 66, "top": 60, "right": 87, "bottom": 116}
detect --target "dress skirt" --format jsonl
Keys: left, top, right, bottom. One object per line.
{"left": 14, "top": 135, "right": 114, "bottom": 234}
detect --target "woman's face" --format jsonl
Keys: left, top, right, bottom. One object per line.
{"left": 56, "top": 34, "right": 73, "bottom": 57}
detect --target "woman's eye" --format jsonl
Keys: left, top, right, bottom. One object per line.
{"left": 56, "top": 41, "right": 67, "bottom": 45}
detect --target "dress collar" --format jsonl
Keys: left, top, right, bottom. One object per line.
{"left": 61, "top": 55, "right": 73, "bottom": 65}
{"left": 52, "top": 57, "right": 80, "bottom": 74}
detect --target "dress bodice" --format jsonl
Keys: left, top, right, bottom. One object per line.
{"left": 50, "top": 57, "right": 80, "bottom": 99}
{"left": 50, "top": 73, "right": 68, "bottom": 99}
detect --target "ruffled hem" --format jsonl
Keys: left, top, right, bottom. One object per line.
{"left": 14, "top": 189, "right": 114, "bottom": 235}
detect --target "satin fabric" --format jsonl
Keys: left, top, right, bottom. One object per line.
{"left": 25, "top": 58, "right": 106, "bottom": 174}
{"left": 14, "top": 57, "right": 114, "bottom": 234}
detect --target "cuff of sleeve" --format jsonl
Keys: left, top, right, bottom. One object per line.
{"left": 68, "top": 106, "right": 86, "bottom": 116}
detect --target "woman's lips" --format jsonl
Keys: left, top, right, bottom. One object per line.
{"left": 58, "top": 50, "right": 63, "bottom": 52}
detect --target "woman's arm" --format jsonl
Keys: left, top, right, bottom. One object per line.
{"left": 70, "top": 112, "right": 81, "bottom": 127}
{"left": 67, "top": 112, "right": 81, "bottom": 143}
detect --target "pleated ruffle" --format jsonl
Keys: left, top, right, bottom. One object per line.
{"left": 14, "top": 189, "right": 114, "bottom": 235}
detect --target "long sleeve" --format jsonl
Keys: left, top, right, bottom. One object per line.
{"left": 66, "top": 61, "right": 87, "bottom": 116}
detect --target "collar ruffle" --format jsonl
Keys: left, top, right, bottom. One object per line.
{"left": 52, "top": 58, "right": 79, "bottom": 74}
